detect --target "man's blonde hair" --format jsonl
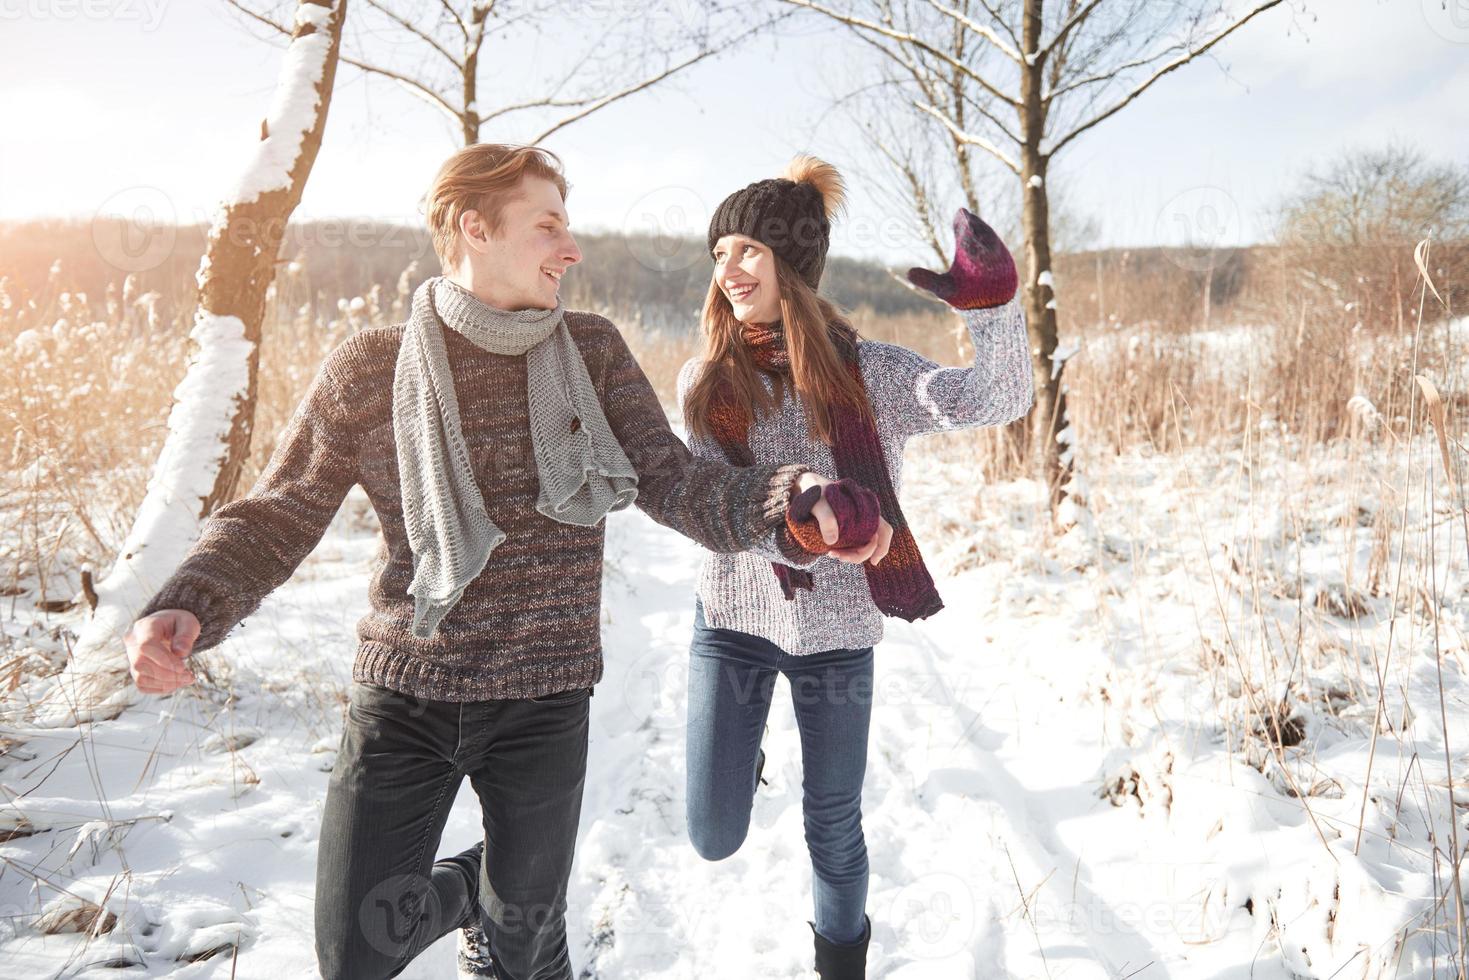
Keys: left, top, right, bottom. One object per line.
{"left": 423, "top": 143, "right": 569, "bottom": 269}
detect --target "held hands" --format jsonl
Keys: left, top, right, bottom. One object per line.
{"left": 907, "top": 207, "right": 1017, "bottom": 311}
{"left": 125, "top": 610, "right": 200, "bottom": 695}
{"left": 789, "top": 472, "right": 893, "bottom": 566}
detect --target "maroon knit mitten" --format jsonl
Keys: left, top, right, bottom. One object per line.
{"left": 907, "top": 207, "right": 1017, "bottom": 310}
{"left": 787, "top": 479, "right": 882, "bottom": 553}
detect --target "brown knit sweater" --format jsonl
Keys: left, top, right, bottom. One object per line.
{"left": 139, "top": 310, "right": 807, "bottom": 701}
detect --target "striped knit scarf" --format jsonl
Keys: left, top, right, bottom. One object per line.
{"left": 706, "top": 320, "right": 944, "bottom": 622}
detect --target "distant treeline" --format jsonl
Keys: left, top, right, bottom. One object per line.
{"left": 0, "top": 220, "right": 939, "bottom": 334}
{"left": 3, "top": 219, "right": 1462, "bottom": 339}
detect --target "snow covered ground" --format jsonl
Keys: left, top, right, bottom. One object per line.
{"left": 2, "top": 423, "right": 1466, "bottom": 978}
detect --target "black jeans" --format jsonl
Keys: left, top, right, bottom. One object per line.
{"left": 314, "top": 680, "right": 590, "bottom": 980}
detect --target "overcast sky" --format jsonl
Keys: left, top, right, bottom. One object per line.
{"left": 1, "top": 0, "right": 1466, "bottom": 265}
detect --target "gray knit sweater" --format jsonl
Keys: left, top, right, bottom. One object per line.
{"left": 676, "top": 296, "right": 1034, "bottom": 654}
{"left": 140, "top": 307, "right": 808, "bottom": 701}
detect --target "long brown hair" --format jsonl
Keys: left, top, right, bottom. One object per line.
{"left": 683, "top": 253, "right": 872, "bottom": 446}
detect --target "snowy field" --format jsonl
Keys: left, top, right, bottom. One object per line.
{"left": 1, "top": 423, "right": 1467, "bottom": 978}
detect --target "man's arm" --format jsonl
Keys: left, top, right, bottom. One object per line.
{"left": 673, "top": 357, "right": 826, "bottom": 570}
{"left": 597, "top": 322, "right": 810, "bottom": 554}
{"left": 134, "top": 347, "right": 361, "bottom": 656}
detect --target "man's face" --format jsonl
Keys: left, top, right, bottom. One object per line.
{"left": 458, "top": 175, "right": 582, "bottom": 310}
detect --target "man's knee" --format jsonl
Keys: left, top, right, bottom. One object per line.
{"left": 315, "top": 874, "right": 438, "bottom": 980}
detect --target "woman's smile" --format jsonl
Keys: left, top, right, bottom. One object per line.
{"left": 726, "top": 280, "right": 757, "bottom": 303}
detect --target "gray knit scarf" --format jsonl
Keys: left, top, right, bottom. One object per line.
{"left": 393, "top": 275, "right": 638, "bottom": 638}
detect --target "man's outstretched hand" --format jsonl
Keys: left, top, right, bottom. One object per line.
{"left": 125, "top": 610, "right": 200, "bottom": 695}
{"left": 907, "top": 207, "right": 1018, "bottom": 310}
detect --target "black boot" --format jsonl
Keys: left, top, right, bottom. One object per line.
{"left": 811, "top": 915, "right": 870, "bottom": 979}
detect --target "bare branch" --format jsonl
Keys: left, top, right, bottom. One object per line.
{"left": 1044, "top": 45, "right": 1179, "bottom": 104}
{"left": 371, "top": 63, "right": 466, "bottom": 129}
{"left": 1038, "top": 0, "right": 1105, "bottom": 61}
{"left": 952, "top": 88, "right": 1023, "bottom": 147}
{"left": 921, "top": 0, "right": 1023, "bottom": 63}
{"left": 476, "top": 93, "right": 609, "bottom": 125}
{"left": 1048, "top": 0, "right": 1285, "bottom": 157}
{"left": 531, "top": 68, "right": 702, "bottom": 142}
{"left": 845, "top": 20, "right": 1023, "bottom": 146}
{"left": 916, "top": 102, "right": 1021, "bottom": 174}
{"left": 221, "top": 0, "right": 295, "bottom": 40}
{"left": 438, "top": 0, "right": 467, "bottom": 40}
{"left": 778, "top": 0, "right": 1022, "bottom": 107}
{"left": 529, "top": 12, "right": 790, "bottom": 142}
{"left": 973, "top": 0, "right": 1023, "bottom": 49}
{"left": 361, "top": 0, "right": 463, "bottom": 70}
{"left": 223, "top": 0, "right": 461, "bottom": 127}
{"left": 868, "top": 127, "right": 947, "bottom": 263}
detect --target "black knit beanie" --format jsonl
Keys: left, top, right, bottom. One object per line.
{"left": 707, "top": 156, "right": 845, "bottom": 290}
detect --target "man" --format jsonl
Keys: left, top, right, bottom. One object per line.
{"left": 125, "top": 143, "right": 890, "bottom": 980}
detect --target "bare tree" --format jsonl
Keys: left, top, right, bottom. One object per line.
{"left": 226, "top": 0, "right": 787, "bottom": 146}
{"left": 29, "top": 0, "right": 349, "bottom": 725}
{"left": 779, "top": 0, "right": 1297, "bottom": 520}
{"left": 1276, "top": 143, "right": 1469, "bottom": 248}
{"left": 1272, "top": 142, "right": 1469, "bottom": 335}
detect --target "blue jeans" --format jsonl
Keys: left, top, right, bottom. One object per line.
{"left": 684, "top": 597, "right": 873, "bottom": 944}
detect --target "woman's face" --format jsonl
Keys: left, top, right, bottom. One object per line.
{"left": 712, "top": 233, "right": 781, "bottom": 325}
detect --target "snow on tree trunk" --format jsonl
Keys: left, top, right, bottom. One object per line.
{"left": 29, "top": 0, "right": 348, "bottom": 727}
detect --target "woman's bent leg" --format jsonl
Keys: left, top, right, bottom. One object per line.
{"left": 684, "top": 599, "right": 780, "bottom": 861}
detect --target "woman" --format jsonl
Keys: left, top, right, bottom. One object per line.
{"left": 676, "top": 155, "right": 1035, "bottom": 978}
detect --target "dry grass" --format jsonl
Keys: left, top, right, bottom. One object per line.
{"left": 0, "top": 226, "right": 1466, "bottom": 972}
